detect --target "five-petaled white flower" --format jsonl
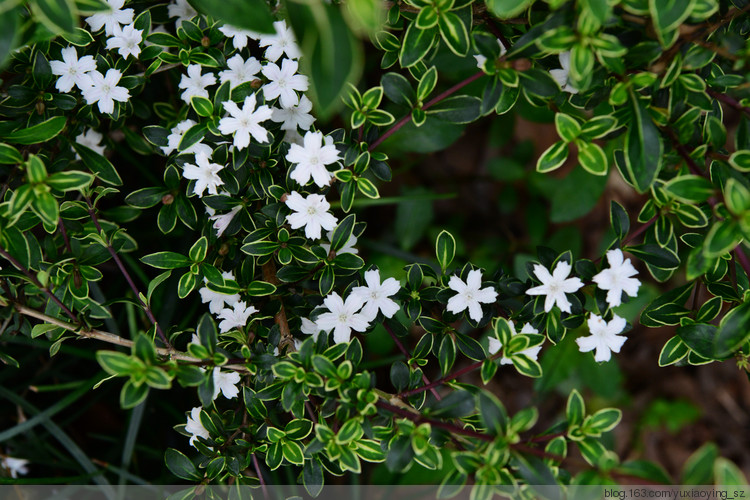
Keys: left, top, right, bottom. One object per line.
{"left": 258, "top": 20, "right": 301, "bottom": 62}
{"left": 592, "top": 248, "right": 641, "bottom": 308}
{"left": 315, "top": 292, "right": 370, "bottom": 344}
{"left": 106, "top": 23, "right": 143, "bottom": 59}
{"left": 50, "top": 46, "right": 97, "bottom": 93}
{"left": 212, "top": 368, "right": 241, "bottom": 400}
{"left": 185, "top": 407, "right": 210, "bottom": 448}
{"left": 199, "top": 271, "right": 240, "bottom": 315}
{"left": 576, "top": 314, "right": 628, "bottom": 362}
{"left": 272, "top": 95, "right": 315, "bottom": 131}
{"left": 219, "top": 54, "right": 262, "bottom": 88}
{"left": 261, "top": 59, "right": 309, "bottom": 108}
{"left": 1, "top": 456, "right": 29, "bottom": 478}
{"left": 301, "top": 316, "right": 331, "bottom": 341}
{"left": 182, "top": 152, "right": 224, "bottom": 197}
{"left": 351, "top": 269, "right": 400, "bottom": 321}
{"left": 446, "top": 269, "right": 498, "bottom": 322}
{"left": 526, "top": 261, "right": 583, "bottom": 314}
{"left": 85, "top": 0, "right": 134, "bottom": 36}
{"left": 218, "top": 94, "right": 273, "bottom": 149}
{"left": 284, "top": 191, "right": 337, "bottom": 240}
{"left": 550, "top": 52, "right": 578, "bottom": 94}
{"left": 82, "top": 69, "right": 130, "bottom": 114}
{"left": 217, "top": 301, "right": 258, "bottom": 333}
{"left": 286, "top": 130, "right": 340, "bottom": 188}
{"left": 321, "top": 230, "right": 358, "bottom": 255}
{"left": 178, "top": 64, "right": 216, "bottom": 104}
{"left": 75, "top": 129, "right": 105, "bottom": 158}
{"left": 219, "top": 24, "right": 259, "bottom": 50}
{"left": 167, "top": 0, "right": 197, "bottom": 26}
{"left": 488, "top": 322, "right": 542, "bottom": 365}
{"left": 209, "top": 205, "right": 242, "bottom": 237}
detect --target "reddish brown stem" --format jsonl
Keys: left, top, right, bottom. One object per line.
{"left": 368, "top": 71, "right": 485, "bottom": 151}
{"left": 399, "top": 351, "right": 502, "bottom": 398}
{"left": 382, "top": 322, "right": 442, "bottom": 401}
{"left": 376, "top": 400, "right": 493, "bottom": 442}
{"left": 707, "top": 88, "right": 750, "bottom": 118}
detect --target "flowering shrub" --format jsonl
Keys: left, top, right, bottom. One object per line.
{"left": 1, "top": 0, "right": 749, "bottom": 495}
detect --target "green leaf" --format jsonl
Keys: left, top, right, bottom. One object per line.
{"left": 187, "top": 0, "right": 274, "bottom": 33}
{"left": 286, "top": 0, "right": 362, "bottom": 118}
{"left": 46, "top": 171, "right": 95, "bottom": 191}
{"left": 624, "top": 95, "right": 663, "bottom": 193}
{"left": 0, "top": 143, "right": 23, "bottom": 164}
{"left": 437, "top": 11, "right": 469, "bottom": 56}
{"left": 165, "top": 448, "right": 202, "bottom": 481}
{"left": 381, "top": 72, "right": 415, "bottom": 107}
{"left": 247, "top": 280, "right": 277, "bottom": 296}
{"left": 676, "top": 322, "right": 717, "bottom": 360}
{"left": 536, "top": 140, "right": 568, "bottom": 173}
{"left": 587, "top": 408, "right": 621, "bottom": 433}
{"left": 566, "top": 389, "right": 585, "bottom": 427}
{"left": 610, "top": 201, "right": 630, "bottom": 240}
{"left": 399, "top": 22, "right": 437, "bottom": 68}
{"left": 281, "top": 440, "right": 304, "bottom": 466}
{"left": 713, "top": 301, "right": 750, "bottom": 358}
{"left": 703, "top": 219, "right": 742, "bottom": 258}
{"left": 682, "top": 443, "right": 717, "bottom": 485}
{"left": 555, "top": 113, "right": 581, "bottom": 143}
{"left": 189, "top": 236, "right": 208, "bottom": 262}
{"left": 714, "top": 458, "right": 748, "bottom": 486}
{"left": 417, "top": 66, "right": 437, "bottom": 102}
{"left": 73, "top": 142, "right": 123, "bottom": 186}
{"left": 96, "top": 351, "right": 136, "bottom": 376}
{"left": 126, "top": 187, "right": 168, "bottom": 209}
{"left": 356, "top": 177, "right": 379, "bottom": 198}
{"left": 728, "top": 150, "right": 750, "bottom": 172}
{"left": 649, "top": 0, "right": 695, "bottom": 48}
{"left": 435, "top": 230, "right": 456, "bottom": 272}
{"left": 658, "top": 336, "right": 689, "bottom": 366}
{"left": 415, "top": 5, "right": 439, "bottom": 29}
{"left": 476, "top": 390, "right": 508, "bottom": 435}
{"left": 330, "top": 213, "right": 356, "bottom": 252}
{"left": 32, "top": 0, "right": 76, "bottom": 34}
{"left": 486, "top": 0, "right": 533, "bottom": 18}
{"left": 577, "top": 141, "right": 608, "bottom": 176}
{"left": 26, "top": 154, "right": 48, "bottom": 183}
{"left": 3, "top": 116, "right": 67, "bottom": 145}
{"left": 31, "top": 191, "right": 59, "bottom": 226}
{"left": 626, "top": 243, "right": 679, "bottom": 269}
{"left": 141, "top": 251, "right": 192, "bottom": 269}
{"left": 0, "top": 8, "right": 20, "bottom": 69}
{"left": 512, "top": 353, "right": 543, "bottom": 378}
{"left": 120, "top": 380, "right": 149, "bottom": 409}
{"left": 426, "top": 95, "right": 481, "bottom": 124}
{"left": 191, "top": 96, "right": 213, "bottom": 117}
{"left": 177, "top": 122, "right": 207, "bottom": 152}
{"left": 723, "top": 178, "right": 750, "bottom": 215}
{"left": 61, "top": 27, "right": 94, "bottom": 46}
{"left": 663, "top": 175, "right": 714, "bottom": 203}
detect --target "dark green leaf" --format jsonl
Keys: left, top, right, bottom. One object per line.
{"left": 187, "top": 0, "right": 274, "bottom": 33}
{"left": 141, "top": 251, "right": 191, "bottom": 269}
{"left": 73, "top": 142, "right": 123, "bottom": 186}
{"left": 3, "top": 116, "right": 67, "bottom": 145}
{"left": 624, "top": 95, "right": 663, "bottom": 193}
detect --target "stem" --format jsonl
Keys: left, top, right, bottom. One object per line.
{"left": 252, "top": 453, "right": 268, "bottom": 499}
{"left": 58, "top": 219, "right": 72, "bottom": 254}
{"left": 376, "top": 400, "right": 493, "bottom": 442}
{"left": 0, "top": 246, "right": 78, "bottom": 322}
{"left": 707, "top": 88, "right": 750, "bottom": 118}
{"left": 622, "top": 214, "right": 659, "bottom": 247}
{"left": 382, "top": 322, "right": 442, "bottom": 401}
{"left": 84, "top": 195, "right": 172, "bottom": 350}
{"left": 734, "top": 246, "right": 750, "bottom": 279}
{"left": 399, "top": 351, "right": 502, "bottom": 398}
{"left": 368, "top": 71, "right": 486, "bottom": 152}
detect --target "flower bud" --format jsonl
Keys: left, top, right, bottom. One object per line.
{"left": 162, "top": 194, "right": 174, "bottom": 205}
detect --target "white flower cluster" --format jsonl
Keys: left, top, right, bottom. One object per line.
{"left": 524, "top": 248, "right": 641, "bottom": 363}
{"left": 302, "top": 269, "right": 400, "bottom": 344}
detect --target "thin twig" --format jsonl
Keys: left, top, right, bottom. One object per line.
{"left": 252, "top": 453, "right": 268, "bottom": 499}
{"left": 399, "top": 351, "right": 503, "bottom": 399}
{"left": 0, "top": 247, "right": 78, "bottom": 322}
{"left": 382, "top": 322, "right": 442, "bottom": 401}
{"left": 84, "top": 195, "right": 172, "bottom": 350}
{"left": 707, "top": 88, "right": 750, "bottom": 118}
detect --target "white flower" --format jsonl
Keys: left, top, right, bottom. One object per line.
{"left": 219, "top": 24, "right": 260, "bottom": 50}
{"left": 218, "top": 94, "right": 273, "bottom": 149}
{"left": 178, "top": 64, "right": 216, "bottom": 104}
{"left": 168, "top": 0, "right": 197, "bottom": 26}
{"left": 217, "top": 301, "right": 258, "bottom": 333}
{"left": 351, "top": 269, "right": 400, "bottom": 321}
{"left": 576, "top": 314, "right": 628, "bottom": 362}
{"left": 81, "top": 69, "right": 130, "bottom": 114}
{"left": 185, "top": 407, "right": 210, "bottom": 448}
{"left": 446, "top": 269, "right": 498, "bottom": 322}
{"left": 261, "top": 59, "right": 309, "bottom": 108}
{"left": 49, "top": 46, "right": 97, "bottom": 93}
{"left": 474, "top": 38, "right": 506, "bottom": 71}
{"left": 271, "top": 95, "right": 314, "bottom": 131}
{"left": 258, "top": 20, "right": 301, "bottom": 62}
{"left": 284, "top": 191, "right": 337, "bottom": 240}
{"left": 1, "top": 456, "right": 29, "bottom": 478}
{"left": 212, "top": 368, "right": 241, "bottom": 400}
{"left": 592, "top": 248, "right": 641, "bottom": 308}
{"left": 301, "top": 316, "right": 331, "bottom": 341}
{"left": 209, "top": 205, "right": 242, "bottom": 237}
{"left": 85, "top": 0, "right": 134, "bottom": 36}
{"left": 199, "top": 271, "right": 240, "bottom": 314}
{"left": 219, "top": 54, "right": 262, "bottom": 88}
{"left": 182, "top": 152, "right": 224, "bottom": 197}
{"left": 526, "top": 261, "right": 583, "bottom": 314}
{"left": 315, "top": 292, "right": 370, "bottom": 344}
{"left": 550, "top": 52, "right": 578, "bottom": 94}
{"left": 283, "top": 129, "right": 305, "bottom": 146}
{"left": 286, "top": 131, "right": 340, "bottom": 188}
{"left": 75, "top": 129, "right": 105, "bottom": 159}
{"left": 320, "top": 230, "right": 358, "bottom": 255}
{"left": 106, "top": 23, "right": 143, "bottom": 59}
{"left": 488, "top": 322, "right": 542, "bottom": 365}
